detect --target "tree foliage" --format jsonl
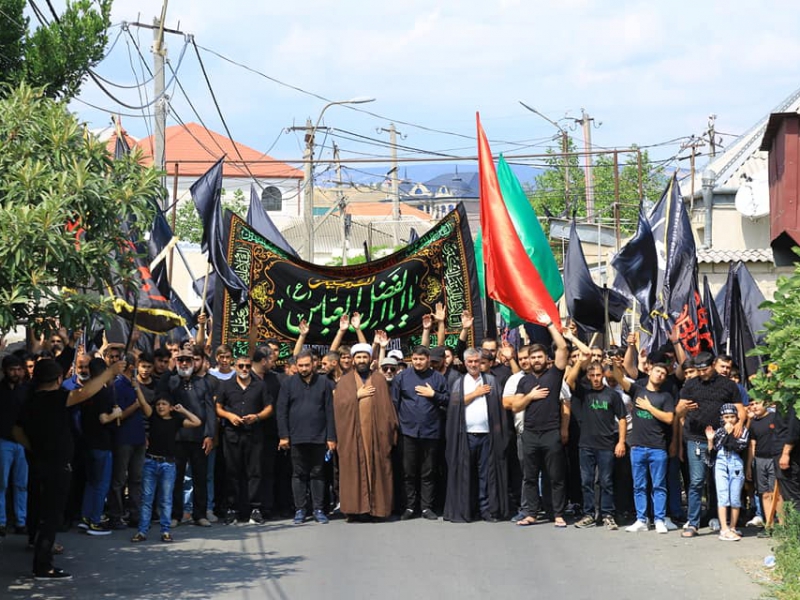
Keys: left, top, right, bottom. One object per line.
{"left": 0, "top": 0, "right": 112, "bottom": 100}
{"left": 0, "top": 83, "right": 162, "bottom": 332}
{"left": 749, "top": 249, "right": 800, "bottom": 415}
{"left": 528, "top": 140, "right": 667, "bottom": 234}
{"left": 173, "top": 188, "right": 247, "bottom": 244}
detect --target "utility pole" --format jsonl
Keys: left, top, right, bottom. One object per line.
{"left": 707, "top": 114, "right": 717, "bottom": 158}
{"left": 302, "top": 118, "right": 314, "bottom": 262}
{"left": 152, "top": 3, "right": 169, "bottom": 208}
{"left": 378, "top": 123, "right": 403, "bottom": 245}
{"left": 333, "top": 143, "right": 348, "bottom": 266}
{"left": 576, "top": 109, "right": 597, "bottom": 221}
{"left": 681, "top": 135, "right": 706, "bottom": 212}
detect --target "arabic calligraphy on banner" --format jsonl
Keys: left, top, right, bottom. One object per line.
{"left": 214, "top": 204, "right": 483, "bottom": 356}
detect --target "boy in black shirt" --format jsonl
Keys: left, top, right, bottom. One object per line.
{"left": 747, "top": 400, "right": 786, "bottom": 529}
{"left": 131, "top": 394, "right": 201, "bottom": 543}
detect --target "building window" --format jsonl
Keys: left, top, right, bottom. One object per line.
{"left": 261, "top": 186, "right": 282, "bottom": 211}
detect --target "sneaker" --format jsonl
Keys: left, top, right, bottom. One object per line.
{"left": 86, "top": 522, "right": 112, "bottom": 536}
{"left": 77, "top": 517, "right": 90, "bottom": 531}
{"left": 708, "top": 518, "right": 721, "bottom": 532}
{"left": 421, "top": 509, "right": 439, "bottom": 521}
{"left": 131, "top": 532, "right": 147, "bottom": 543}
{"left": 249, "top": 509, "right": 265, "bottom": 525}
{"left": 510, "top": 512, "right": 526, "bottom": 523}
{"left": 33, "top": 567, "right": 72, "bottom": 581}
{"left": 400, "top": 509, "right": 415, "bottom": 521}
{"left": 293, "top": 509, "right": 306, "bottom": 525}
{"left": 169, "top": 519, "right": 179, "bottom": 529}
{"left": 313, "top": 510, "right": 329, "bottom": 524}
{"left": 108, "top": 519, "right": 127, "bottom": 531}
{"left": 654, "top": 520, "right": 669, "bottom": 534}
{"left": 223, "top": 510, "right": 237, "bottom": 526}
{"left": 663, "top": 517, "right": 678, "bottom": 531}
{"left": 161, "top": 533, "right": 173, "bottom": 543}
{"left": 719, "top": 529, "right": 740, "bottom": 542}
{"left": 181, "top": 512, "right": 193, "bottom": 523}
{"left": 746, "top": 516, "right": 765, "bottom": 528}
{"left": 206, "top": 511, "right": 219, "bottom": 523}
{"left": 603, "top": 516, "right": 618, "bottom": 531}
{"left": 194, "top": 518, "right": 212, "bottom": 527}
{"left": 625, "top": 520, "right": 649, "bottom": 533}
{"left": 574, "top": 515, "right": 596, "bottom": 529}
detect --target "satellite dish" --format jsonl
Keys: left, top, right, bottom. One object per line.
{"left": 735, "top": 170, "right": 769, "bottom": 219}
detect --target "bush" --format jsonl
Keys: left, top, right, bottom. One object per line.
{"left": 773, "top": 503, "right": 800, "bottom": 599}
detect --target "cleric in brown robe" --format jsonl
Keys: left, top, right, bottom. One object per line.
{"left": 333, "top": 343, "right": 399, "bottom": 520}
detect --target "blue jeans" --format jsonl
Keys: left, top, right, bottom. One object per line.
{"left": 630, "top": 446, "right": 668, "bottom": 522}
{"left": 667, "top": 456, "right": 686, "bottom": 519}
{"left": 685, "top": 440, "right": 709, "bottom": 528}
{"left": 82, "top": 449, "right": 112, "bottom": 524}
{"left": 714, "top": 450, "right": 745, "bottom": 508}
{"left": 0, "top": 439, "right": 28, "bottom": 526}
{"left": 579, "top": 447, "right": 615, "bottom": 517}
{"left": 139, "top": 458, "right": 177, "bottom": 535}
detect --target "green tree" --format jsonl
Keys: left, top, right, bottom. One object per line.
{"left": 173, "top": 188, "right": 248, "bottom": 244}
{"left": 749, "top": 250, "right": 800, "bottom": 414}
{"left": 0, "top": 0, "right": 112, "bottom": 100}
{"left": 0, "top": 83, "right": 162, "bottom": 332}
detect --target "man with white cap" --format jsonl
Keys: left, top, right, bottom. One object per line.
{"left": 379, "top": 357, "right": 398, "bottom": 383}
{"left": 333, "top": 344, "right": 398, "bottom": 521}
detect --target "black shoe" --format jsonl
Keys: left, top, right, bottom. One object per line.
{"left": 13, "top": 525, "right": 27, "bottom": 535}
{"left": 482, "top": 513, "right": 499, "bottom": 523}
{"left": 33, "top": 567, "right": 72, "bottom": 581}
{"left": 249, "top": 509, "right": 265, "bottom": 525}
{"left": 400, "top": 509, "right": 415, "bottom": 521}
{"left": 223, "top": 509, "right": 237, "bottom": 525}
{"left": 108, "top": 519, "right": 128, "bottom": 531}
{"left": 421, "top": 509, "right": 439, "bottom": 521}
{"left": 86, "top": 522, "right": 112, "bottom": 536}
{"left": 0, "top": 525, "right": 6, "bottom": 537}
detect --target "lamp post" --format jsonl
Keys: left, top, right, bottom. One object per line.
{"left": 519, "top": 101, "right": 572, "bottom": 213}
{"left": 303, "top": 97, "right": 376, "bottom": 262}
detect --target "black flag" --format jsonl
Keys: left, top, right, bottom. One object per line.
{"left": 723, "top": 261, "right": 771, "bottom": 382}
{"left": 611, "top": 208, "right": 658, "bottom": 312}
{"left": 246, "top": 184, "right": 298, "bottom": 257}
{"left": 191, "top": 158, "right": 249, "bottom": 304}
{"left": 564, "top": 220, "right": 629, "bottom": 331}
{"left": 703, "top": 274, "right": 724, "bottom": 353}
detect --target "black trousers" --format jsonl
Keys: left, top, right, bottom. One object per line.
{"left": 33, "top": 462, "right": 71, "bottom": 575}
{"left": 402, "top": 435, "right": 438, "bottom": 512}
{"left": 521, "top": 429, "right": 567, "bottom": 518}
{"left": 173, "top": 441, "right": 207, "bottom": 521}
{"left": 260, "top": 436, "right": 278, "bottom": 513}
{"left": 223, "top": 431, "right": 262, "bottom": 513}
{"left": 778, "top": 459, "right": 800, "bottom": 513}
{"left": 291, "top": 444, "right": 326, "bottom": 512}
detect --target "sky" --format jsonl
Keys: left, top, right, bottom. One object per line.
{"left": 67, "top": 0, "right": 800, "bottom": 186}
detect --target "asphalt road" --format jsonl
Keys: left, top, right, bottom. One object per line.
{"left": 0, "top": 517, "right": 772, "bottom": 600}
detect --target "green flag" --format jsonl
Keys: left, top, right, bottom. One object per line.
{"left": 476, "top": 155, "right": 563, "bottom": 327}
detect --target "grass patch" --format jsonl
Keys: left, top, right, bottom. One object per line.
{"left": 772, "top": 504, "right": 800, "bottom": 599}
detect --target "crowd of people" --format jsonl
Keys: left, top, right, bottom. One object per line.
{"left": 1, "top": 307, "right": 798, "bottom": 582}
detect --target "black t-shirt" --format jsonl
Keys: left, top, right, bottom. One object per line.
{"left": 80, "top": 387, "right": 115, "bottom": 451}
{"left": 146, "top": 413, "right": 183, "bottom": 458}
{"left": 681, "top": 374, "right": 741, "bottom": 442}
{"left": 518, "top": 367, "right": 565, "bottom": 433}
{"left": 19, "top": 389, "right": 73, "bottom": 467}
{"left": 0, "top": 381, "right": 28, "bottom": 441}
{"left": 571, "top": 384, "right": 626, "bottom": 450}
{"left": 749, "top": 411, "right": 786, "bottom": 458}
{"left": 627, "top": 383, "right": 674, "bottom": 450}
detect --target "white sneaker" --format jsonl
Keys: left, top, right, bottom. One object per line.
{"left": 625, "top": 520, "right": 649, "bottom": 533}
{"left": 709, "top": 518, "right": 721, "bottom": 532}
{"left": 654, "top": 520, "right": 669, "bottom": 534}
{"left": 206, "top": 511, "right": 219, "bottom": 523}
{"left": 664, "top": 517, "right": 678, "bottom": 531}
{"left": 746, "top": 516, "right": 765, "bottom": 528}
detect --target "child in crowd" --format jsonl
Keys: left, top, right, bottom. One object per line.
{"left": 131, "top": 392, "right": 201, "bottom": 543}
{"left": 746, "top": 399, "right": 785, "bottom": 532}
{"left": 705, "top": 403, "right": 749, "bottom": 541}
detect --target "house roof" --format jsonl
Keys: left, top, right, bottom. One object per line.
{"left": 680, "top": 86, "right": 800, "bottom": 197}
{"left": 135, "top": 122, "right": 304, "bottom": 180}
{"left": 345, "top": 201, "right": 431, "bottom": 220}
{"left": 696, "top": 247, "right": 774, "bottom": 264}
{"left": 422, "top": 172, "right": 479, "bottom": 198}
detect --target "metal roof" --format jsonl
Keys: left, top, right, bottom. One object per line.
{"left": 696, "top": 247, "right": 774, "bottom": 264}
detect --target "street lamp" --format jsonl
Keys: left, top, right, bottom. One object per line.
{"left": 304, "top": 97, "right": 376, "bottom": 262}
{"left": 519, "top": 101, "right": 572, "bottom": 213}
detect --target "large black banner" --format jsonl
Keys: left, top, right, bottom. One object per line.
{"left": 215, "top": 204, "right": 483, "bottom": 357}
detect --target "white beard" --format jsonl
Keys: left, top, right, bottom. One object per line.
{"left": 177, "top": 366, "right": 194, "bottom": 378}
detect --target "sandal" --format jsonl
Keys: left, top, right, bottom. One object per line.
{"left": 681, "top": 525, "right": 699, "bottom": 538}
{"left": 161, "top": 533, "right": 173, "bottom": 543}
{"left": 516, "top": 516, "right": 538, "bottom": 527}
{"left": 719, "top": 529, "right": 741, "bottom": 542}
{"left": 131, "top": 532, "right": 146, "bottom": 543}
{"left": 554, "top": 518, "right": 567, "bottom": 528}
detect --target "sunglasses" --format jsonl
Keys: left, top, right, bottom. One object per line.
{"left": 176, "top": 357, "right": 192, "bottom": 363}
{"left": 236, "top": 364, "right": 252, "bottom": 370}
{"left": 381, "top": 366, "right": 397, "bottom": 372}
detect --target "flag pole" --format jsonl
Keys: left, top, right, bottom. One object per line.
{"left": 603, "top": 284, "right": 610, "bottom": 349}
{"left": 200, "top": 262, "right": 212, "bottom": 317}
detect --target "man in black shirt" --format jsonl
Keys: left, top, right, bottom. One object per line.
{"left": 216, "top": 356, "right": 273, "bottom": 525}
{"left": 0, "top": 356, "right": 29, "bottom": 536}
{"left": 612, "top": 359, "right": 674, "bottom": 533}
{"left": 510, "top": 318, "right": 569, "bottom": 527}
{"left": 15, "top": 359, "right": 124, "bottom": 580}
{"left": 277, "top": 350, "right": 336, "bottom": 525}
{"left": 566, "top": 361, "right": 627, "bottom": 530}
{"left": 676, "top": 351, "right": 743, "bottom": 536}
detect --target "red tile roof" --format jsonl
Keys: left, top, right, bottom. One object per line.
{"left": 135, "top": 122, "right": 303, "bottom": 179}
{"left": 346, "top": 202, "right": 431, "bottom": 220}
{"left": 104, "top": 128, "right": 138, "bottom": 156}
